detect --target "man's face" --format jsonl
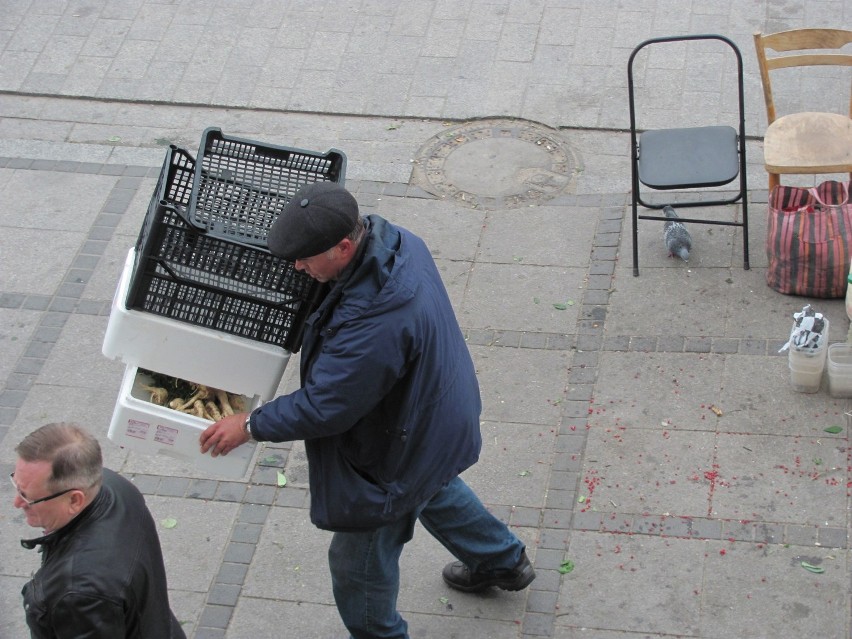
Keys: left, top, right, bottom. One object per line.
{"left": 11, "top": 459, "right": 78, "bottom": 534}
{"left": 294, "top": 245, "right": 347, "bottom": 283}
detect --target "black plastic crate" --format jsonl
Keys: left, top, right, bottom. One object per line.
{"left": 189, "top": 127, "right": 347, "bottom": 245}
{"left": 127, "top": 146, "right": 323, "bottom": 352}
{"left": 132, "top": 144, "right": 195, "bottom": 265}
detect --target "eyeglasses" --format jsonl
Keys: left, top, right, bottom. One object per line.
{"left": 9, "top": 472, "right": 76, "bottom": 506}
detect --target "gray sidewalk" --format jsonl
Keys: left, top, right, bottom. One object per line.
{"left": 1, "top": 2, "right": 851, "bottom": 638}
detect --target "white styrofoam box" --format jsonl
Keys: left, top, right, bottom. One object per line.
{"left": 109, "top": 365, "right": 258, "bottom": 479}
{"left": 103, "top": 248, "right": 290, "bottom": 400}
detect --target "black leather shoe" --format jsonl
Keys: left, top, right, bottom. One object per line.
{"left": 442, "top": 551, "right": 536, "bottom": 593}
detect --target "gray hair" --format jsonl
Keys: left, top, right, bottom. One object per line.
{"left": 346, "top": 215, "right": 365, "bottom": 243}
{"left": 15, "top": 423, "right": 103, "bottom": 493}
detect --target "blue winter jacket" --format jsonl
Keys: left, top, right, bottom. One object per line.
{"left": 251, "top": 215, "right": 482, "bottom": 531}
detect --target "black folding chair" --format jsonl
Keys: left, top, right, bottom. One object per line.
{"left": 628, "top": 34, "right": 749, "bottom": 276}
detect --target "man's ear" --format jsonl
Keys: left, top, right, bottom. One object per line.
{"left": 67, "top": 489, "right": 88, "bottom": 515}
{"left": 337, "top": 238, "right": 357, "bottom": 257}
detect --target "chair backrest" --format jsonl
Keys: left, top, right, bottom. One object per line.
{"left": 628, "top": 35, "right": 745, "bottom": 135}
{"left": 753, "top": 28, "right": 852, "bottom": 124}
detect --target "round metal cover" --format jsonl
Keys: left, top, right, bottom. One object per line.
{"left": 411, "top": 118, "right": 578, "bottom": 209}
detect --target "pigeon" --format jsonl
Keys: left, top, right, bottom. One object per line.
{"left": 663, "top": 205, "right": 692, "bottom": 262}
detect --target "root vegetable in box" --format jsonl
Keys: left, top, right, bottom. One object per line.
{"left": 138, "top": 369, "right": 245, "bottom": 420}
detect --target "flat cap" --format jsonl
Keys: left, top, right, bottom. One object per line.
{"left": 267, "top": 182, "right": 358, "bottom": 260}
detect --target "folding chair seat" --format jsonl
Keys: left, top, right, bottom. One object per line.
{"left": 628, "top": 34, "right": 749, "bottom": 276}
{"left": 753, "top": 28, "right": 852, "bottom": 193}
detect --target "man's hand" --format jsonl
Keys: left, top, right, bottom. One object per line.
{"left": 200, "top": 412, "right": 251, "bottom": 457}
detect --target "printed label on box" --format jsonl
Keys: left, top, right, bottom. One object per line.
{"left": 126, "top": 419, "right": 149, "bottom": 440}
{"left": 154, "top": 424, "right": 179, "bottom": 446}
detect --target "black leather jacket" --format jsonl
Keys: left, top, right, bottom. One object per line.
{"left": 20, "top": 468, "right": 186, "bottom": 639}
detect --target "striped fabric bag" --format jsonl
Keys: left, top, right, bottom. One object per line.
{"left": 766, "top": 180, "right": 852, "bottom": 298}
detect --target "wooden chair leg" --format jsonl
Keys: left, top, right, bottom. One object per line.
{"left": 768, "top": 172, "right": 780, "bottom": 194}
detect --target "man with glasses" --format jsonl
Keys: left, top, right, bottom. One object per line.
{"left": 12, "top": 422, "right": 186, "bottom": 638}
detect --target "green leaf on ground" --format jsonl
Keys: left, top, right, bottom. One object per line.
{"left": 559, "top": 560, "right": 575, "bottom": 574}
{"left": 553, "top": 303, "right": 568, "bottom": 310}
{"left": 277, "top": 471, "right": 287, "bottom": 487}
{"left": 824, "top": 425, "right": 843, "bottom": 434}
{"left": 801, "top": 561, "right": 824, "bottom": 574}
{"left": 160, "top": 517, "right": 177, "bottom": 529}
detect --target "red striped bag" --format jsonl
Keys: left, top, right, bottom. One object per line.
{"left": 765, "top": 180, "right": 852, "bottom": 298}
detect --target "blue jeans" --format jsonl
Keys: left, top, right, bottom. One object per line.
{"left": 328, "top": 476, "right": 525, "bottom": 639}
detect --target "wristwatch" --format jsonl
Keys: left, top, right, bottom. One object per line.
{"left": 243, "top": 413, "right": 255, "bottom": 441}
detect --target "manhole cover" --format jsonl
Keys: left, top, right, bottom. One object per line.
{"left": 411, "top": 118, "right": 579, "bottom": 209}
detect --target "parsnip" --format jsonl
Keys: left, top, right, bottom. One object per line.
{"left": 138, "top": 369, "right": 240, "bottom": 421}
{"left": 191, "top": 400, "right": 206, "bottom": 418}
{"left": 227, "top": 393, "right": 246, "bottom": 413}
{"left": 142, "top": 385, "right": 169, "bottom": 406}
{"left": 205, "top": 400, "right": 223, "bottom": 421}
{"left": 172, "top": 385, "right": 211, "bottom": 412}
{"left": 214, "top": 389, "right": 234, "bottom": 416}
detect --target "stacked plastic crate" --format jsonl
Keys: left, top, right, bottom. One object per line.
{"left": 102, "top": 128, "right": 346, "bottom": 477}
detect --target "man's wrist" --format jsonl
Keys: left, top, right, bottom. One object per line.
{"left": 243, "top": 412, "right": 255, "bottom": 441}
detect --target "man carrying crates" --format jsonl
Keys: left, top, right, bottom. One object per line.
{"left": 200, "top": 182, "right": 535, "bottom": 639}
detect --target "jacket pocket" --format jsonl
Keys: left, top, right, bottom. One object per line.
{"left": 22, "top": 580, "right": 50, "bottom": 636}
{"left": 308, "top": 440, "right": 406, "bottom": 532}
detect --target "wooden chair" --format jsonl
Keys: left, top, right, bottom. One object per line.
{"left": 753, "top": 28, "right": 852, "bottom": 192}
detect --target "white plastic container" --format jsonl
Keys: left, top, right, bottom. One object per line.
{"left": 788, "top": 318, "right": 829, "bottom": 393}
{"left": 789, "top": 361, "right": 823, "bottom": 393}
{"left": 102, "top": 249, "right": 290, "bottom": 400}
{"left": 108, "top": 366, "right": 259, "bottom": 478}
{"left": 828, "top": 343, "right": 852, "bottom": 398}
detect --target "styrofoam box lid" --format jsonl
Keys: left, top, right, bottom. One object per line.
{"left": 102, "top": 249, "right": 290, "bottom": 400}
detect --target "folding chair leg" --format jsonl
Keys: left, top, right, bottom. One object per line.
{"left": 741, "top": 202, "right": 750, "bottom": 271}
{"left": 631, "top": 200, "right": 640, "bottom": 276}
